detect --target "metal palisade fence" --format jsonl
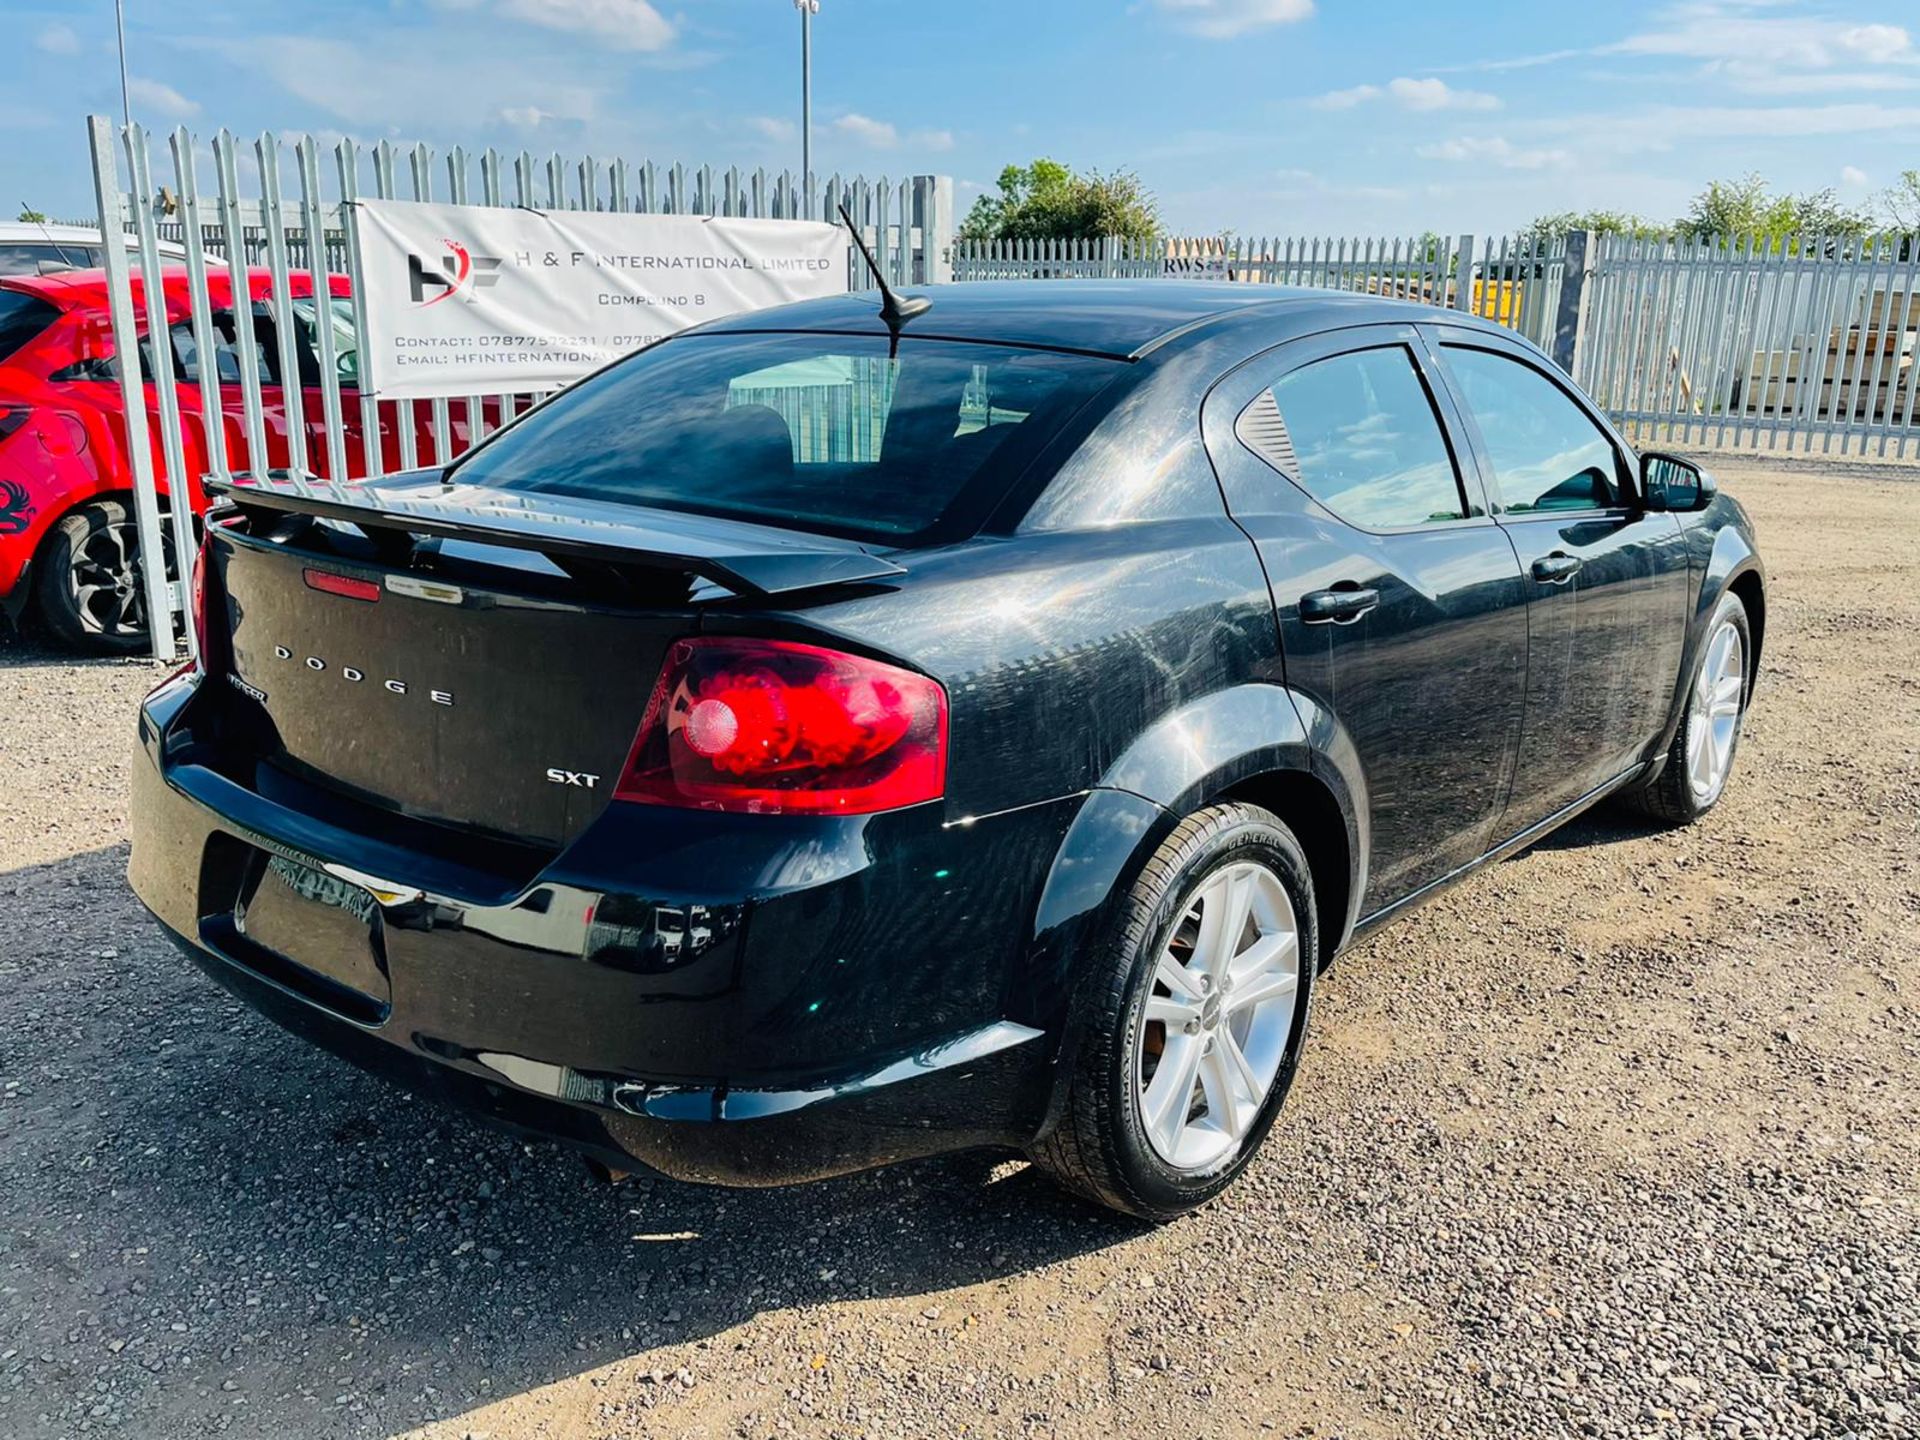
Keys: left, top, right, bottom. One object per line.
{"left": 86, "top": 115, "right": 953, "bottom": 660}
{"left": 957, "top": 228, "right": 1920, "bottom": 463}
{"left": 1575, "top": 230, "right": 1920, "bottom": 461}
{"left": 954, "top": 232, "right": 1571, "bottom": 354}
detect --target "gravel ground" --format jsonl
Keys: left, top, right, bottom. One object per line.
{"left": 1, "top": 459, "right": 1916, "bottom": 1440}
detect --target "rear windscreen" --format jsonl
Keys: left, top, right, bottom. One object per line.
{"left": 449, "top": 332, "right": 1122, "bottom": 543}
{"left": 0, "top": 291, "right": 58, "bottom": 363}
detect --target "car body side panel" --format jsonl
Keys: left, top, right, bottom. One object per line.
{"left": 737, "top": 514, "right": 1284, "bottom": 821}
{"left": 1197, "top": 324, "right": 1530, "bottom": 914}
{"left": 1640, "top": 496, "right": 1765, "bottom": 771}
{"left": 1419, "top": 325, "right": 1694, "bottom": 833}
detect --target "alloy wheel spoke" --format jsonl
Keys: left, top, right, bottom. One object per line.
{"left": 1707, "top": 626, "right": 1734, "bottom": 683}
{"left": 1227, "top": 967, "right": 1298, "bottom": 1014}
{"left": 1145, "top": 994, "right": 1200, "bottom": 1027}
{"left": 1190, "top": 869, "right": 1247, "bottom": 978}
{"left": 1197, "top": 1048, "right": 1243, "bottom": 1140}
{"left": 1228, "top": 930, "right": 1296, "bottom": 987}
{"left": 74, "top": 584, "right": 114, "bottom": 623}
{"left": 1143, "top": 1035, "right": 1203, "bottom": 1153}
{"left": 1219, "top": 1026, "right": 1264, "bottom": 1097}
{"left": 1154, "top": 953, "right": 1204, "bottom": 1002}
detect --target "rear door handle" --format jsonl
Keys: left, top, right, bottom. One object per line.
{"left": 1300, "top": 586, "right": 1380, "bottom": 625}
{"left": 1532, "top": 553, "right": 1582, "bottom": 584}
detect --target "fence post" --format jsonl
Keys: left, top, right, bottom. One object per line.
{"left": 918, "top": 175, "right": 953, "bottom": 283}
{"left": 88, "top": 117, "right": 175, "bottom": 662}
{"left": 1551, "top": 229, "right": 1592, "bottom": 374}
{"left": 1452, "top": 233, "right": 1476, "bottom": 312}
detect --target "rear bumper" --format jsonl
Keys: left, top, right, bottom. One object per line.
{"left": 129, "top": 671, "right": 1076, "bottom": 1185}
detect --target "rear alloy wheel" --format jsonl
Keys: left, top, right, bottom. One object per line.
{"left": 1030, "top": 803, "right": 1317, "bottom": 1221}
{"left": 1620, "top": 590, "right": 1751, "bottom": 826}
{"left": 34, "top": 498, "right": 177, "bottom": 653}
{"left": 1135, "top": 861, "right": 1301, "bottom": 1171}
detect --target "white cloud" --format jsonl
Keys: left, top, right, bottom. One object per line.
{"left": 1841, "top": 164, "right": 1870, "bottom": 187}
{"left": 1386, "top": 77, "right": 1500, "bottom": 110}
{"left": 36, "top": 23, "right": 81, "bottom": 56}
{"left": 1609, "top": 9, "right": 1912, "bottom": 71}
{"left": 1416, "top": 135, "right": 1571, "bottom": 170}
{"left": 748, "top": 115, "right": 795, "bottom": 143}
{"left": 495, "top": 0, "right": 675, "bottom": 53}
{"left": 833, "top": 113, "right": 899, "bottom": 148}
{"left": 1150, "top": 0, "right": 1315, "bottom": 40}
{"left": 1545, "top": 100, "right": 1920, "bottom": 155}
{"left": 189, "top": 35, "right": 605, "bottom": 134}
{"left": 498, "top": 105, "right": 554, "bottom": 129}
{"left": 1270, "top": 166, "right": 1409, "bottom": 202}
{"left": 827, "top": 115, "right": 956, "bottom": 153}
{"left": 1311, "top": 77, "right": 1498, "bottom": 111}
{"left": 1311, "top": 84, "right": 1380, "bottom": 110}
{"left": 128, "top": 77, "right": 200, "bottom": 119}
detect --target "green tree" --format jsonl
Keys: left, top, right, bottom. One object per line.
{"left": 16, "top": 207, "right": 47, "bottom": 223}
{"left": 1676, "top": 173, "right": 1873, "bottom": 244}
{"left": 958, "top": 158, "right": 1159, "bottom": 243}
{"left": 1521, "top": 210, "right": 1664, "bottom": 244}
{"left": 1882, "top": 169, "right": 1920, "bottom": 232}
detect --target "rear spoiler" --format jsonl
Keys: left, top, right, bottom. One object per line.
{"left": 207, "top": 472, "right": 907, "bottom": 598}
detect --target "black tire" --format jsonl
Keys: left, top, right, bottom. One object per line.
{"left": 33, "top": 498, "right": 174, "bottom": 654}
{"left": 1619, "top": 590, "right": 1751, "bottom": 826}
{"left": 1029, "top": 802, "right": 1317, "bottom": 1222}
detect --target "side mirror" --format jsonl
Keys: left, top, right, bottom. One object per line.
{"left": 1641, "top": 451, "right": 1718, "bottom": 512}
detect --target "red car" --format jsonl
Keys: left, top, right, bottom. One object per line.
{"left": 0, "top": 266, "right": 507, "bottom": 651}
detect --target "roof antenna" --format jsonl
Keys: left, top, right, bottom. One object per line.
{"left": 21, "top": 203, "right": 79, "bottom": 272}
{"left": 838, "top": 201, "right": 929, "bottom": 348}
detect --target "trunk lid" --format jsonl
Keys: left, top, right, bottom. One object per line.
{"left": 207, "top": 472, "right": 905, "bottom": 847}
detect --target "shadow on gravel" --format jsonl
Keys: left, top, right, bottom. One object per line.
{"left": 1508, "top": 806, "right": 1673, "bottom": 855}
{"left": 1, "top": 843, "right": 1140, "bottom": 1438}
{"left": 0, "top": 625, "right": 154, "bottom": 673}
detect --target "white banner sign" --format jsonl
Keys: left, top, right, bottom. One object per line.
{"left": 351, "top": 200, "right": 848, "bottom": 398}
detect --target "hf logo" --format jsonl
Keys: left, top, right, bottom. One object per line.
{"left": 408, "top": 240, "right": 502, "bottom": 308}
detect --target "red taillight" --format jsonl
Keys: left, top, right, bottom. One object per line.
{"left": 303, "top": 567, "right": 381, "bottom": 602}
{"left": 614, "top": 638, "right": 948, "bottom": 815}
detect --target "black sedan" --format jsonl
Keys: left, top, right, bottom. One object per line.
{"left": 129, "top": 281, "right": 1764, "bottom": 1221}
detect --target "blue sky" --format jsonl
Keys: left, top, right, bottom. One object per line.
{"left": 4, "top": 0, "right": 1917, "bottom": 236}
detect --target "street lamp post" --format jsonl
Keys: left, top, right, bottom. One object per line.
{"left": 795, "top": 0, "right": 819, "bottom": 217}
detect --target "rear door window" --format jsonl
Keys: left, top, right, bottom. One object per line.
{"left": 451, "top": 333, "right": 1122, "bottom": 543}
{"left": 1442, "top": 346, "right": 1623, "bottom": 513}
{"left": 1239, "top": 344, "right": 1467, "bottom": 529}
{"left": 0, "top": 290, "right": 59, "bottom": 362}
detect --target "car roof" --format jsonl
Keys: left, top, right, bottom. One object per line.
{"left": 696, "top": 279, "right": 1464, "bottom": 359}
{"left": 0, "top": 265, "right": 330, "bottom": 309}
{"left": 0, "top": 223, "right": 187, "bottom": 250}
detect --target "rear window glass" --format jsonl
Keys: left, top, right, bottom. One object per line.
{"left": 450, "top": 333, "right": 1121, "bottom": 543}
{"left": 0, "top": 243, "right": 103, "bottom": 277}
{"left": 0, "top": 290, "right": 59, "bottom": 363}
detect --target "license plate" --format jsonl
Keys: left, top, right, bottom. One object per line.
{"left": 235, "top": 853, "right": 388, "bottom": 1002}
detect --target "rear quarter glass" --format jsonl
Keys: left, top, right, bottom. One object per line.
{"left": 448, "top": 333, "right": 1126, "bottom": 547}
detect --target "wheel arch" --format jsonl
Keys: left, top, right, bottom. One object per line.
{"left": 1726, "top": 566, "right": 1765, "bottom": 680}
{"left": 1011, "top": 682, "right": 1368, "bottom": 1140}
